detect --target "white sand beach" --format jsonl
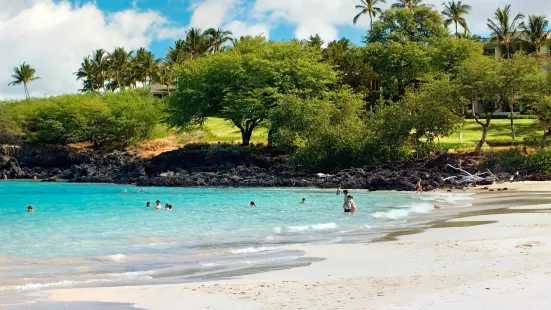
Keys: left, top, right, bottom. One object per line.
{"left": 45, "top": 182, "right": 551, "bottom": 310}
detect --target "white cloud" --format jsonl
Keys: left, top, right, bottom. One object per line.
{"left": 0, "top": 0, "right": 172, "bottom": 99}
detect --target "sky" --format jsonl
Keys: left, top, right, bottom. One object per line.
{"left": 1, "top": 0, "right": 551, "bottom": 99}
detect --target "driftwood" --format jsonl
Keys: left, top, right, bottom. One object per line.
{"left": 443, "top": 164, "right": 498, "bottom": 186}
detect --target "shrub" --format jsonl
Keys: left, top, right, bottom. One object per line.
{"left": 528, "top": 149, "right": 551, "bottom": 174}
{"left": 483, "top": 149, "right": 527, "bottom": 173}
{"left": 486, "top": 139, "right": 524, "bottom": 147}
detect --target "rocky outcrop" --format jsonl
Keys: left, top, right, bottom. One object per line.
{"left": 3, "top": 143, "right": 547, "bottom": 191}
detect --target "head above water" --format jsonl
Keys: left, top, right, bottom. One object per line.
{"left": 27, "top": 205, "right": 33, "bottom": 212}
{"left": 343, "top": 190, "right": 348, "bottom": 195}
{"left": 347, "top": 195, "right": 353, "bottom": 199}
{"left": 156, "top": 200, "right": 160, "bottom": 205}
{"left": 250, "top": 201, "right": 255, "bottom": 206}
{"left": 302, "top": 198, "right": 305, "bottom": 202}
{"left": 146, "top": 202, "right": 151, "bottom": 207}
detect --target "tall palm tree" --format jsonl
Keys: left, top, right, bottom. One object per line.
{"left": 353, "top": 0, "right": 386, "bottom": 31}
{"left": 135, "top": 48, "right": 161, "bottom": 87}
{"left": 75, "top": 56, "right": 97, "bottom": 92}
{"left": 391, "top": 0, "right": 427, "bottom": 10}
{"left": 108, "top": 47, "right": 134, "bottom": 90}
{"left": 185, "top": 28, "right": 210, "bottom": 60}
{"left": 442, "top": 1, "right": 472, "bottom": 36}
{"left": 92, "top": 49, "right": 109, "bottom": 91}
{"left": 8, "top": 62, "right": 40, "bottom": 99}
{"left": 205, "top": 28, "right": 233, "bottom": 53}
{"left": 521, "top": 15, "right": 551, "bottom": 52}
{"left": 166, "top": 39, "right": 187, "bottom": 66}
{"left": 154, "top": 64, "right": 175, "bottom": 94}
{"left": 487, "top": 4, "right": 525, "bottom": 58}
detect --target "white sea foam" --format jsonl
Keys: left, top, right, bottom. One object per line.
{"left": 275, "top": 222, "right": 338, "bottom": 233}
{"left": 371, "top": 203, "right": 433, "bottom": 220}
{"left": 265, "top": 235, "right": 274, "bottom": 241}
{"left": 201, "top": 256, "right": 302, "bottom": 268}
{"left": 231, "top": 247, "right": 277, "bottom": 254}
{"left": 421, "top": 192, "right": 475, "bottom": 204}
{"left": 0, "top": 278, "right": 113, "bottom": 292}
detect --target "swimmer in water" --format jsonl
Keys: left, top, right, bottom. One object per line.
{"left": 146, "top": 202, "right": 151, "bottom": 208}
{"left": 155, "top": 200, "right": 162, "bottom": 210}
{"left": 348, "top": 195, "right": 356, "bottom": 213}
{"left": 343, "top": 190, "right": 351, "bottom": 212}
{"left": 250, "top": 201, "right": 256, "bottom": 208}
{"left": 301, "top": 198, "right": 306, "bottom": 204}
{"left": 27, "top": 205, "right": 33, "bottom": 212}
{"left": 166, "top": 204, "right": 173, "bottom": 210}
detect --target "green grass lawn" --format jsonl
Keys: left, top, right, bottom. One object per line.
{"left": 440, "top": 119, "right": 542, "bottom": 146}
{"left": 166, "top": 118, "right": 542, "bottom": 147}
{"left": 202, "top": 118, "right": 268, "bottom": 144}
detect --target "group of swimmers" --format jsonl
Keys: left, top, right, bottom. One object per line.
{"left": 146, "top": 201, "right": 173, "bottom": 210}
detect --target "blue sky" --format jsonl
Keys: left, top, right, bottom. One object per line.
{"left": 77, "top": 0, "right": 369, "bottom": 58}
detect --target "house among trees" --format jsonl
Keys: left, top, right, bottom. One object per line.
{"left": 483, "top": 32, "right": 551, "bottom": 59}
{"left": 149, "top": 83, "right": 175, "bottom": 98}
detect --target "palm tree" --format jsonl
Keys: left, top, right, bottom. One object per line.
{"left": 305, "top": 34, "right": 324, "bottom": 50}
{"left": 391, "top": 0, "right": 427, "bottom": 10}
{"left": 155, "top": 64, "right": 175, "bottom": 94}
{"left": 91, "top": 49, "right": 109, "bottom": 91}
{"left": 353, "top": 0, "right": 386, "bottom": 31}
{"left": 185, "top": 28, "right": 210, "bottom": 60}
{"left": 521, "top": 15, "right": 550, "bottom": 52}
{"left": 8, "top": 62, "right": 40, "bottom": 99}
{"left": 135, "top": 48, "right": 161, "bottom": 87}
{"left": 75, "top": 56, "right": 97, "bottom": 92}
{"left": 487, "top": 5, "right": 525, "bottom": 58}
{"left": 166, "top": 40, "right": 187, "bottom": 66}
{"left": 205, "top": 28, "right": 233, "bottom": 53}
{"left": 442, "top": 1, "right": 472, "bottom": 36}
{"left": 108, "top": 47, "right": 134, "bottom": 90}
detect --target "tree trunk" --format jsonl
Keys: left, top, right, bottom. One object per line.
{"left": 505, "top": 43, "right": 510, "bottom": 59}
{"left": 369, "top": 14, "right": 373, "bottom": 33}
{"left": 475, "top": 125, "right": 488, "bottom": 153}
{"left": 267, "top": 128, "right": 275, "bottom": 147}
{"left": 241, "top": 128, "right": 252, "bottom": 146}
{"left": 24, "top": 83, "right": 29, "bottom": 99}
{"left": 510, "top": 104, "right": 516, "bottom": 139}
{"left": 455, "top": 22, "right": 458, "bottom": 37}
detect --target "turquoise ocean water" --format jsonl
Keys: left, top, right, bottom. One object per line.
{"left": 0, "top": 181, "right": 473, "bottom": 302}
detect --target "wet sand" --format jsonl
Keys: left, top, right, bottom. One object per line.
{"left": 36, "top": 182, "right": 551, "bottom": 309}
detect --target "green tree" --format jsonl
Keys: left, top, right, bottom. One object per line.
{"left": 185, "top": 28, "right": 211, "bottom": 60}
{"left": 75, "top": 56, "right": 97, "bottom": 92}
{"left": 366, "top": 6, "right": 447, "bottom": 44}
{"left": 8, "top": 62, "right": 40, "bottom": 99}
{"left": 496, "top": 54, "right": 540, "bottom": 139}
{"left": 455, "top": 55, "right": 502, "bottom": 152}
{"left": 304, "top": 34, "right": 324, "bottom": 51}
{"left": 135, "top": 48, "right": 161, "bottom": 87}
{"left": 167, "top": 39, "right": 338, "bottom": 146}
{"left": 353, "top": 0, "right": 386, "bottom": 31}
{"left": 521, "top": 15, "right": 550, "bottom": 52}
{"left": 441, "top": 0, "right": 472, "bottom": 36}
{"left": 365, "top": 41, "right": 430, "bottom": 98}
{"left": 391, "top": 0, "right": 428, "bottom": 10}
{"left": 427, "top": 37, "right": 482, "bottom": 76}
{"left": 487, "top": 4, "right": 525, "bottom": 59}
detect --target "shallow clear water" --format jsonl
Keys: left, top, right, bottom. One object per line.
{"left": 0, "top": 181, "right": 472, "bottom": 296}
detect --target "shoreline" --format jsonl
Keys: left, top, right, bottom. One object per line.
{"left": 31, "top": 181, "right": 551, "bottom": 309}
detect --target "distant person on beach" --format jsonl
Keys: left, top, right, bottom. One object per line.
{"left": 337, "top": 184, "right": 342, "bottom": 195}
{"left": 250, "top": 201, "right": 256, "bottom": 208}
{"left": 3, "top": 175, "right": 7, "bottom": 180}
{"left": 27, "top": 206, "right": 33, "bottom": 212}
{"left": 301, "top": 198, "right": 306, "bottom": 204}
{"left": 146, "top": 202, "right": 151, "bottom": 208}
{"left": 155, "top": 200, "right": 162, "bottom": 210}
{"left": 343, "top": 190, "right": 351, "bottom": 212}
{"left": 348, "top": 196, "right": 356, "bottom": 213}
{"left": 33, "top": 175, "right": 37, "bottom": 180}
{"left": 416, "top": 179, "right": 423, "bottom": 193}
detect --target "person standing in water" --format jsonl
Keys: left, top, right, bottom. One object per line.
{"left": 27, "top": 206, "right": 33, "bottom": 212}
{"left": 416, "top": 179, "right": 423, "bottom": 193}
{"left": 337, "top": 184, "right": 342, "bottom": 195}
{"left": 155, "top": 200, "right": 162, "bottom": 210}
{"left": 146, "top": 202, "right": 151, "bottom": 208}
{"left": 342, "top": 190, "right": 351, "bottom": 212}
{"left": 300, "top": 198, "right": 306, "bottom": 204}
{"left": 348, "top": 196, "right": 357, "bottom": 213}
